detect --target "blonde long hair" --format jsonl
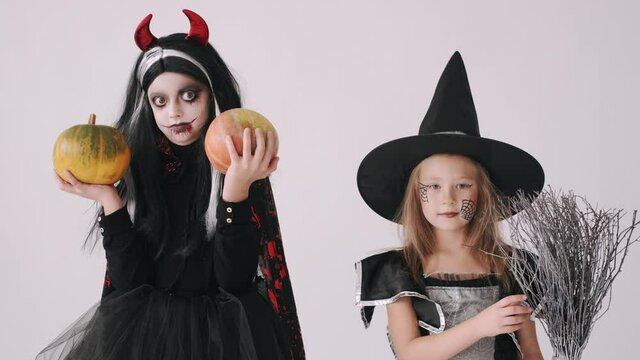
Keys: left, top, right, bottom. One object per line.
{"left": 396, "top": 155, "right": 509, "bottom": 285}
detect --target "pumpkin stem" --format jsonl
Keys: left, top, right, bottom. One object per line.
{"left": 89, "top": 113, "right": 96, "bottom": 125}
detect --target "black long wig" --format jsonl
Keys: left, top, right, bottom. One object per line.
{"left": 86, "top": 33, "right": 240, "bottom": 256}
{"left": 86, "top": 32, "right": 306, "bottom": 359}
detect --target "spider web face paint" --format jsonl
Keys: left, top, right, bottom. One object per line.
{"left": 460, "top": 199, "right": 476, "bottom": 221}
{"left": 418, "top": 182, "right": 429, "bottom": 203}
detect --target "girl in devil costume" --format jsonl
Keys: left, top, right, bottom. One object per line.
{"left": 40, "top": 9, "right": 305, "bottom": 360}
{"left": 355, "top": 52, "right": 544, "bottom": 359}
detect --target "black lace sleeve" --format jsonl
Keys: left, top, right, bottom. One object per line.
{"left": 100, "top": 206, "right": 151, "bottom": 297}
{"left": 213, "top": 196, "right": 260, "bottom": 294}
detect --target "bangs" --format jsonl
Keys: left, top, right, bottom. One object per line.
{"left": 141, "top": 57, "right": 210, "bottom": 92}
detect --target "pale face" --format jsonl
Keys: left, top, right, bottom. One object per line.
{"left": 417, "top": 154, "right": 480, "bottom": 233}
{"left": 147, "top": 72, "right": 211, "bottom": 146}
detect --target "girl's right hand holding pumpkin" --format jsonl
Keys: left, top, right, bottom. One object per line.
{"left": 54, "top": 169, "right": 123, "bottom": 215}
{"left": 221, "top": 127, "right": 279, "bottom": 202}
{"left": 470, "top": 295, "right": 532, "bottom": 338}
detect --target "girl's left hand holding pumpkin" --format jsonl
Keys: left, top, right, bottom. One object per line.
{"left": 222, "top": 127, "right": 279, "bottom": 202}
{"left": 54, "top": 169, "right": 123, "bottom": 215}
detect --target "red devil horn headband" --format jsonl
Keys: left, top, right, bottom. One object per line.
{"left": 134, "top": 9, "right": 210, "bottom": 51}
{"left": 134, "top": 14, "right": 157, "bottom": 51}
{"left": 183, "top": 9, "right": 209, "bottom": 45}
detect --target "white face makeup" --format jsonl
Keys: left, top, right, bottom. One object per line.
{"left": 147, "top": 72, "right": 211, "bottom": 146}
{"left": 417, "top": 154, "right": 479, "bottom": 232}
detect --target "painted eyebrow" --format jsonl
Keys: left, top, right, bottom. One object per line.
{"left": 179, "top": 85, "right": 203, "bottom": 92}
{"left": 148, "top": 85, "right": 204, "bottom": 98}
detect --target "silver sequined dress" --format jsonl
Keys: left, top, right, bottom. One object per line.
{"left": 356, "top": 249, "right": 524, "bottom": 360}
{"left": 422, "top": 273, "right": 516, "bottom": 359}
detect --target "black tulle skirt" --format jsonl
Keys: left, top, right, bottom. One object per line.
{"left": 37, "top": 285, "right": 287, "bottom": 360}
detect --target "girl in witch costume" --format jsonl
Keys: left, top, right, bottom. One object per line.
{"left": 42, "top": 9, "right": 305, "bottom": 360}
{"left": 355, "top": 52, "right": 545, "bottom": 359}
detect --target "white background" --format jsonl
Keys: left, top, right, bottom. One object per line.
{"left": 1, "top": 1, "right": 639, "bottom": 359}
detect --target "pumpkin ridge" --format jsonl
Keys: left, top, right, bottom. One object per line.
{"left": 53, "top": 117, "right": 131, "bottom": 185}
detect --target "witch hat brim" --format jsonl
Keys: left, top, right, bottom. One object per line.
{"left": 357, "top": 134, "right": 544, "bottom": 221}
{"left": 357, "top": 52, "right": 544, "bottom": 222}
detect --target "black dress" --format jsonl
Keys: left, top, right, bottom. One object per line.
{"left": 356, "top": 249, "right": 538, "bottom": 360}
{"left": 38, "top": 143, "right": 288, "bottom": 360}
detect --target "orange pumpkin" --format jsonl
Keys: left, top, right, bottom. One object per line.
{"left": 53, "top": 114, "right": 131, "bottom": 184}
{"left": 204, "top": 108, "right": 278, "bottom": 174}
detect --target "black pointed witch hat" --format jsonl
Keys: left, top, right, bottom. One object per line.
{"left": 357, "top": 51, "right": 545, "bottom": 222}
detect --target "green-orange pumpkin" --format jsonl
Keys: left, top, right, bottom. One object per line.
{"left": 53, "top": 114, "right": 131, "bottom": 185}
{"left": 204, "top": 108, "right": 278, "bottom": 174}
